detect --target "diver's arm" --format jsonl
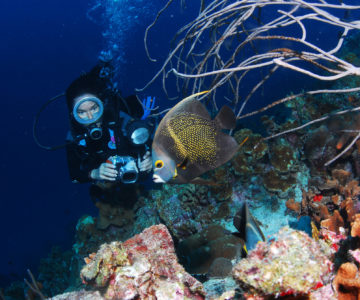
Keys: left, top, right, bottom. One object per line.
{"left": 66, "top": 143, "right": 98, "bottom": 183}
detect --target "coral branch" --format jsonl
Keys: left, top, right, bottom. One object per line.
{"left": 24, "top": 269, "right": 46, "bottom": 300}
{"left": 139, "top": 0, "right": 360, "bottom": 113}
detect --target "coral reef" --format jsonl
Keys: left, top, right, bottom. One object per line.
{"left": 285, "top": 198, "right": 301, "bottom": 213}
{"left": 3, "top": 248, "right": 72, "bottom": 299}
{"left": 177, "top": 224, "right": 243, "bottom": 275}
{"left": 151, "top": 184, "right": 210, "bottom": 240}
{"left": 285, "top": 166, "right": 360, "bottom": 243}
{"left": 352, "top": 214, "right": 360, "bottom": 238}
{"left": 72, "top": 195, "right": 160, "bottom": 259}
{"left": 233, "top": 128, "right": 268, "bottom": 163}
{"left": 269, "top": 141, "right": 296, "bottom": 173}
{"left": 36, "top": 247, "right": 72, "bottom": 297}
{"left": 203, "top": 278, "right": 238, "bottom": 300}
{"left": 80, "top": 224, "right": 205, "bottom": 299}
{"left": 321, "top": 210, "right": 345, "bottom": 234}
{"left": 51, "top": 290, "right": 103, "bottom": 299}
{"left": 207, "top": 257, "right": 233, "bottom": 279}
{"left": 303, "top": 125, "right": 338, "bottom": 173}
{"left": 334, "top": 262, "right": 360, "bottom": 300}
{"left": 95, "top": 201, "right": 134, "bottom": 230}
{"left": 232, "top": 227, "right": 333, "bottom": 298}
{"left": 262, "top": 169, "right": 296, "bottom": 193}
{"left": 232, "top": 128, "right": 301, "bottom": 200}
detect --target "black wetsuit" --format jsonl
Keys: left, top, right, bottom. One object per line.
{"left": 66, "top": 98, "right": 153, "bottom": 207}
{"left": 65, "top": 63, "right": 154, "bottom": 206}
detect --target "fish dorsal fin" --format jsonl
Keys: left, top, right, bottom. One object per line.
{"left": 214, "top": 105, "right": 236, "bottom": 130}
{"left": 167, "top": 91, "right": 211, "bottom": 120}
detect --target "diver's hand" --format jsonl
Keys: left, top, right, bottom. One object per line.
{"left": 90, "top": 162, "right": 118, "bottom": 181}
{"left": 138, "top": 151, "right": 152, "bottom": 172}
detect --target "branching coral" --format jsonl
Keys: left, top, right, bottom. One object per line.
{"left": 139, "top": 0, "right": 360, "bottom": 119}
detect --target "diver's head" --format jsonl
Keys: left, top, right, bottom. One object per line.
{"left": 72, "top": 94, "right": 104, "bottom": 125}
{"left": 71, "top": 94, "right": 104, "bottom": 140}
{"left": 66, "top": 64, "right": 112, "bottom": 139}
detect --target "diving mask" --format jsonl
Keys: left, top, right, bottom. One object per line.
{"left": 72, "top": 95, "right": 104, "bottom": 125}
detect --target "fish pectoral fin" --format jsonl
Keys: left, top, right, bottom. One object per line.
{"left": 177, "top": 157, "right": 189, "bottom": 170}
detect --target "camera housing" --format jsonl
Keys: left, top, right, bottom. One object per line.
{"left": 107, "top": 155, "right": 138, "bottom": 183}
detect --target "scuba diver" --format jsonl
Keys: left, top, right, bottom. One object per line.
{"left": 64, "top": 63, "right": 155, "bottom": 206}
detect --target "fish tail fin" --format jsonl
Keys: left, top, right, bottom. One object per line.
{"left": 215, "top": 105, "right": 236, "bottom": 130}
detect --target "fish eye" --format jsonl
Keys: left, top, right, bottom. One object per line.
{"left": 155, "top": 160, "right": 164, "bottom": 169}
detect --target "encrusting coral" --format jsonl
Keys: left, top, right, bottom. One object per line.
{"left": 321, "top": 210, "right": 345, "bottom": 235}
{"left": 80, "top": 224, "right": 205, "bottom": 300}
{"left": 232, "top": 227, "right": 333, "bottom": 298}
{"left": 177, "top": 224, "right": 243, "bottom": 275}
{"left": 351, "top": 214, "right": 360, "bottom": 238}
{"left": 269, "top": 141, "right": 296, "bottom": 173}
{"left": 95, "top": 201, "right": 134, "bottom": 230}
{"left": 262, "top": 169, "right": 296, "bottom": 193}
{"left": 286, "top": 198, "right": 301, "bottom": 213}
{"left": 334, "top": 262, "right": 360, "bottom": 300}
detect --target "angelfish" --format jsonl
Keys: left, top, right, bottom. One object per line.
{"left": 152, "top": 91, "right": 239, "bottom": 184}
{"left": 233, "top": 201, "right": 266, "bottom": 254}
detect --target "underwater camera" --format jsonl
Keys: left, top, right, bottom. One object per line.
{"left": 107, "top": 155, "right": 139, "bottom": 184}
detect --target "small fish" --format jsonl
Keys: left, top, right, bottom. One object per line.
{"left": 233, "top": 201, "right": 266, "bottom": 253}
{"left": 152, "top": 91, "right": 239, "bottom": 183}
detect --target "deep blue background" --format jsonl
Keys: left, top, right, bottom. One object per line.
{"left": 0, "top": 0, "right": 358, "bottom": 288}
{"left": 0, "top": 0, "right": 102, "bottom": 286}
{"left": 0, "top": 0, "right": 187, "bottom": 287}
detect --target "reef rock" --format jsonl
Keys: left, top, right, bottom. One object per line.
{"left": 232, "top": 226, "right": 333, "bottom": 298}
{"left": 50, "top": 290, "right": 104, "bottom": 299}
{"left": 80, "top": 224, "right": 205, "bottom": 300}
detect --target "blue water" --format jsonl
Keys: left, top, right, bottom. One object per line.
{"left": 0, "top": 0, "right": 102, "bottom": 286}
{"left": 0, "top": 0, "right": 177, "bottom": 287}
{"left": 1, "top": 0, "right": 359, "bottom": 289}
